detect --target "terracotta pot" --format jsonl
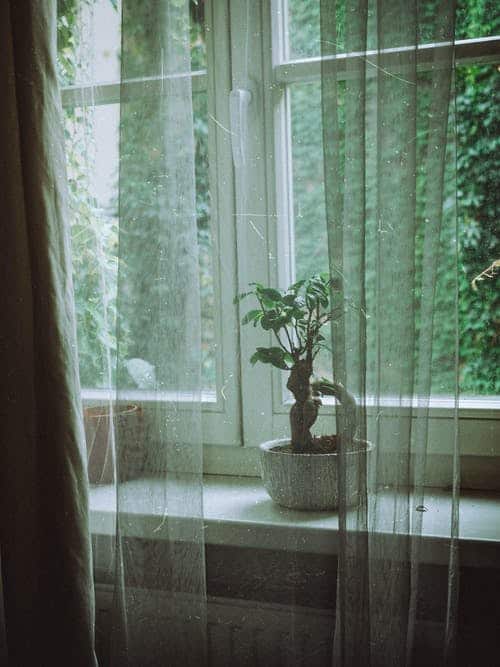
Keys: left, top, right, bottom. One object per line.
{"left": 259, "top": 437, "right": 373, "bottom": 511}
{"left": 84, "top": 404, "right": 143, "bottom": 484}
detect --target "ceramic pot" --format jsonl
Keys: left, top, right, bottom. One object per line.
{"left": 259, "top": 437, "right": 373, "bottom": 511}
{"left": 84, "top": 404, "right": 143, "bottom": 484}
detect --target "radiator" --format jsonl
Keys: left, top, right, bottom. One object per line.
{"left": 95, "top": 584, "right": 334, "bottom": 666}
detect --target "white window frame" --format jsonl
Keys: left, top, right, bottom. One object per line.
{"left": 61, "top": 0, "right": 242, "bottom": 448}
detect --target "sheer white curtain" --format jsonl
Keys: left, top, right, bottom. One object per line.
{"left": 320, "top": 1, "right": 460, "bottom": 664}
{"left": 56, "top": 0, "right": 462, "bottom": 664}
{"left": 109, "top": 1, "right": 206, "bottom": 665}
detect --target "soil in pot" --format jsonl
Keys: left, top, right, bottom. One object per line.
{"left": 273, "top": 434, "right": 338, "bottom": 455}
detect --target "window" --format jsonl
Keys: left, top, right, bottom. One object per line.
{"left": 58, "top": 0, "right": 241, "bottom": 447}
{"left": 58, "top": 0, "right": 500, "bottom": 481}
{"left": 232, "top": 1, "right": 499, "bottom": 465}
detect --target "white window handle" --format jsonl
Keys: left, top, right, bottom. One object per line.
{"left": 229, "top": 88, "right": 252, "bottom": 168}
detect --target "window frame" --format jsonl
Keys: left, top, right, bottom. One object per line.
{"left": 61, "top": 0, "right": 242, "bottom": 448}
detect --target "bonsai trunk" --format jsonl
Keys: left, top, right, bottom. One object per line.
{"left": 287, "top": 359, "right": 320, "bottom": 452}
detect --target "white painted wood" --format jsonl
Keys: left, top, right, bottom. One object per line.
{"left": 262, "top": 0, "right": 295, "bottom": 438}
{"left": 89, "top": 476, "right": 500, "bottom": 563}
{"left": 61, "top": 70, "right": 207, "bottom": 108}
{"left": 205, "top": 0, "right": 242, "bottom": 445}
{"left": 273, "top": 36, "right": 500, "bottom": 85}
{"left": 230, "top": 0, "right": 275, "bottom": 448}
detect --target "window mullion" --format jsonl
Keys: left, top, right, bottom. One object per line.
{"left": 61, "top": 71, "right": 207, "bottom": 108}
{"left": 202, "top": 0, "right": 242, "bottom": 445}
{"left": 230, "top": 0, "right": 275, "bottom": 448}
{"left": 273, "top": 35, "right": 500, "bottom": 86}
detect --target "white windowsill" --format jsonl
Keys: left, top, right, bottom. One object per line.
{"left": 90, "top": 475, "right": 500, "bottom": 568}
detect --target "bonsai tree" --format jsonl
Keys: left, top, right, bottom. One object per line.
{"left": 236, "top": 274, "right": 357, "bottom": 453}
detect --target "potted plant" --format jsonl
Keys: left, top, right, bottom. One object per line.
{"left": 237, "top": 274, "right": 371, "bottom": 510}
{"left": 84, "top": 403, "right": 144, "bottom": 484}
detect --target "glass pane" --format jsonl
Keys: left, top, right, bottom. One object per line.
{"left": 456, "top": 63, "right": 500, "bottom": 395}
{"left": 57, "top": 0, "right": 121, "bottom": 86}
{"left": 287, "top": 0, "right": 322, "bottom": 60}
{"left": 190, "top": 0, "right": 207, "bottom": 70}
{"left": 57, "top": 0, "right": 206, "bottom": 80}
{"left": 289, "top": 81, "right": 331, "bottom": 380}
{"left": 63, "top": 102, "right": 119, "bottom": 389}
{"left": 289, "top": 63, "right": 499, "bottom": 395}
{"left": 290, "top": 81, "right": 328, "bottom": 278}
{"left": 58, "top": 0, "right": 216, "bottom": 394}
{"left": 194, "top": 90, "right": 217, "bottom": 392}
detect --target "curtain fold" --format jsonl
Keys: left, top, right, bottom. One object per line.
{"left": 320, "top": 1, "right": 459, "bottom": 665}
{"left": 109, "top": 2, "right": 207, "bottom": 664}
{"left": 0, "top": 2, "right": 97, "bottom": 665}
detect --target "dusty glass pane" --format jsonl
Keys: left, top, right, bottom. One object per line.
{"left": 287, "top": 0, "right": 322, "bottom": 60}
{"left": 289, "top": 63, "right": 499, "bottom": 395}
{"left": 290, "top": 81, "right": 328, "bottom": 278}
{"left": 58, "top": 0, "right": 216, "bottom": 393}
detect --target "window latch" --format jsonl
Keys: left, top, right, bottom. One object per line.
{"left": 229, "top": 88, "right": 252, "bottom": 168}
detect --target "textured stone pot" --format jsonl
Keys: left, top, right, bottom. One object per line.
{"left": 259, "top": 437, "right": 373, "bottom": 511}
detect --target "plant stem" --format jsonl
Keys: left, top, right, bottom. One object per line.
{"left": 287, "top": 359, "right": 319, "bottom": 452}
{"left": 283, "top": 326, "right": 295, "bottom": 355}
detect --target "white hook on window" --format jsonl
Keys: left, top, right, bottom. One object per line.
{"left": 229, "top": 88, "right": 252, "bottom": 168}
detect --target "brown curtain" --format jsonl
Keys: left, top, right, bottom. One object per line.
{"left": 0, "top": 2, "right": 97, "bottom": 665}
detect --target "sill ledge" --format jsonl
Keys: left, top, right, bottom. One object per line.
{"left": 90, "top": 475, "right": 500, "bottom": 567}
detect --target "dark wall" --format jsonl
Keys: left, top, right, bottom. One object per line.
{"left": 93, "top": 537, "right": 500, "bottom": 666}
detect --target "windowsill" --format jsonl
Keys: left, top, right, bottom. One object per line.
{"left": 90, "top": 475, "right": 500, "bottom": 567}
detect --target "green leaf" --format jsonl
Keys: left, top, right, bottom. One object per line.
{"left": 250, "top": 351, "right": 261, "bottom": 365}
{"left": 242, "top": 309, "right": 262, "bottom": 325}
{"left": 267, "top": 347, "right": 291, "bottom": 370}
{"left": 250, "top": 347, "right": 291, "bottom": 370}
{"left": 283, "top": 293, "right": 296, "bottom": 306}
{"left": 234, "top": 290, "right": 255, "bottom": 305}
{"left": 260, "top": 311, "right": 276, "bottom": 331}
{"left": 258, "top": 287, "right": 283, "bottom": 302}
{"left": 290, "top": 279, "right": 306, "bottom": 292}
{"left": 261, "top": 310, "right": 292, "bottom": 332}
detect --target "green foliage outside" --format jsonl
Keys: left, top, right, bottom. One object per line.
{"left": 456, "top": 60, "right": 499, "bottom": 393}
{"left": 57, "top": 0, "right": 215, "bottom": 390}
{"left": 57, "top": 0, "right": 119, "bottom": 388}
{"left": 289, "top": 0, "right": 499, "bottom": 394}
